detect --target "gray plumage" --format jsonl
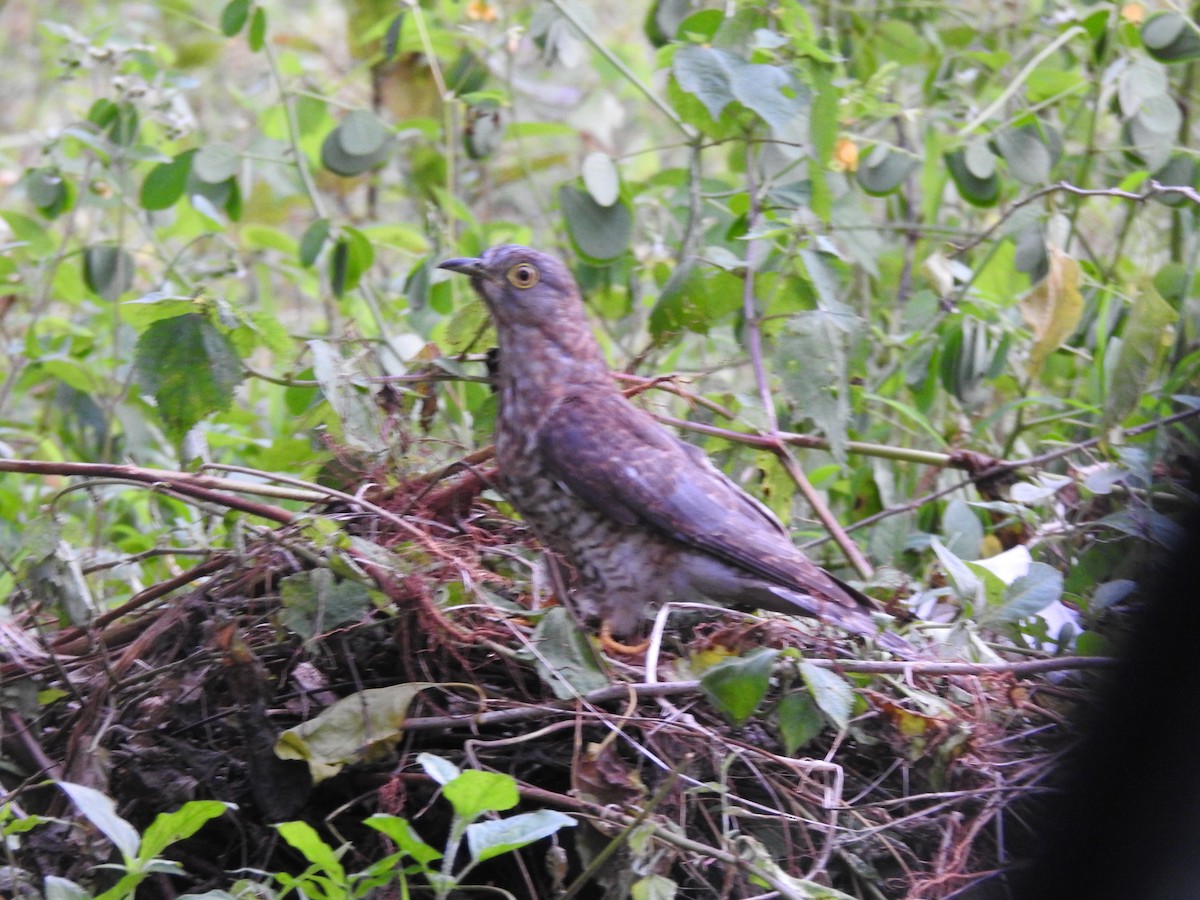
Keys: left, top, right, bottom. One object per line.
{"left": 438, "top": 245, "right": 913, "bottom": 657}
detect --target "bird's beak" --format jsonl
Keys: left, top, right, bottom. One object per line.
{"left": 437, "top": 257, "right": 489, "bottom": 279}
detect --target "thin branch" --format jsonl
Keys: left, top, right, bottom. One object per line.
{"left": 953, "top": 180, "right": 1200, "bottom": 257}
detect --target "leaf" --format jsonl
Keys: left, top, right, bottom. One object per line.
{"left": 275, "top": 821, "right": 344, "bottom": 880}
{"left": 672, "top": 44, "right": 808, "bottom": 143}
{"left": 321, "top": 114, "right": 393, "bottom": 177}
{"left": 776, "top": 690, "right": 824, "bottom": 755}
{"left": 978, "top": 562, "right": 1064, "bottom": 627}
{"left": 466, "top": 810, "right": 576, "bottom": 864}
{"left": 856, "top": 144, "right": 920, "bottom": 196}
{"left": 941, "top": 497, "right": 983, "bottom": 560}
{"left": 444, "top": 770, "right": 520, "bottom": 822}
{"left": 418, "top": 753, "right": 461, "bottom": 786}
{"left": 279, "top": 569, "right": 373, "bottom": 640}
{"left": 138, "top": 801, "right": 233, "bottom": 862}
{"left": 83, "top": 244, "right": 135, "bottom": 301}
{"left": 930, "top": 535, "right": 982, "bottom": 606}
{"left": 329, "top": 227, "right": 374, "bottom": 297}
{"left": 248, "top": 6, "right": 266, "bottom": 51}
{"left": 44, "top": 877, "right": 91, "bottom": 900}
{"left": 531, "top": 607, "right": 609, "bottom": 699}
{"left": 1104, "top": 284, "right": 1177, "bottom": 428}
{"left": 559, "top": 185, "right": 632, "bottom": 263}
{"left": 299, "top": 218, "right": 330, "bottom": 268}
{"left": 135, "top": 314, "right": 245, "bottom": 442}
{"left": 193, "top": 142, "right": 240, "bottom": 184}
{"left": 275, "top": 684, "right": 435, "bottom": 782}
{"left": 991, "top": 126, "right": 1053, "bottom": 184}
{"left": 141, "top": 150, "right": 196, "bottom": 210}
{"left": 581, "top": 152, "right": 619, "bottom": 207}
{"left": 1020, "top": 248, "right": 1083, "bottom": 377}
{"left": 632, "top": 874, "right": 679, "bottom": 900}
{"left": 1118, "top": 58, "right": 1168, "bottom": 116}
{"left": 220, "top": 0, "right": 250, "bottom": 36}
{"left": 338, "top": 110, "right": 389, "bottom": 157}
{"left": 945, "top": 146, "right": 1000, "bottom": 206}
{"left": 799, "top": 662, "right": 854, "bottom": 730}
{"left": 649, "top": 258, "right": 742, "bottom": 337}
{"left": 700, "top": 647, "right": 778, "bottom": 725}
{"left": 58, "top": 782, "right": 140, "bottom": 862}
{"left": 364, "top": 815, "right": 442, "bottom": 865}
{"left": 1141, "top": 12, "right": 1200, "bottom": 63}
{"left": 777, "top": 309, "right": 858, "bottom": 463}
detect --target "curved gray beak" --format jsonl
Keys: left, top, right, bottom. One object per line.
{"left": 437, "top": 257, "right": 488, "bottom": 278}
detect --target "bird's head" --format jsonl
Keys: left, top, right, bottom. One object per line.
{"left": 437, "top": 245, "right": 581, "bottom": 329}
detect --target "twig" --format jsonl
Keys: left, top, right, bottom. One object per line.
{"left": 397, "top": 655, "right": 1114, "bottom": 734}
{"left": 952, "top": 180, "right": 1200, "bottom": 257}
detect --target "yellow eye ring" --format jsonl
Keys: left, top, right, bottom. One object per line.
{"left": 506, "top": 262, "right": 540, "bottom": 289}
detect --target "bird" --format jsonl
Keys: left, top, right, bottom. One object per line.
{"left": 438, "top": 245, "right": 914, "bottom": 657}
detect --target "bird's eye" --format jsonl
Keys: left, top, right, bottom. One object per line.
{"left": 506, "top": 262, "right": 540, "bottom": 289}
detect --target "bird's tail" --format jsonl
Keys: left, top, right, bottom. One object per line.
{"left": 765, "top": 585, "right": 919, "bottom": 659}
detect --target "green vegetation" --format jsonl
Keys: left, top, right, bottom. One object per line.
{"left": 0, "top": 0, "right": 1196, "bottom": 896}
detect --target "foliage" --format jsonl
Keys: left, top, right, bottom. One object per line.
{"left": 0, "top": 0, "right": 1197, "bottom": 895}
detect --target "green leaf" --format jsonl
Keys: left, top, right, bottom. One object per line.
{"left": 945, "top": 147, "right": 1000, "bottom": 206}
{"left": 83, "top": 245, "right": 135, "bottom": 301}
{"left": 991, "top": 126, "right": 1053, "bottom": 184}
{"left": 941, "top": 497, "right": 983, "bottom": 560}
{"left": 700, "top": 647, "right": 778, "bottom": 725}
{"left": 88, "top": 98, "right": 140, "bottom": 146}
{"left": 856, "top": 144, "right": 920, "bottom": 196}
{"left": 134, "top": 314, "right": 245, "bottom": 441}
{"left": 141, "top": 150, "right": 196, "bottom": 210}
{"left": 299, "top": 218, "right": 330, "bottom": 267}
{"left": 776, "top": 690, "right": 824, "bottom": 755}
{"left": 275, "top": 684, "right": 434, "bottom": 782}
{"left": 321, "top": 113, "right": 394, "bottom": 177}
{"left": 559, "top": 185, "right": 632, "bottom": 263}
{"left": 58, "top": 782, "right": 140, "bottom": 862}
{"left": 120, "top": 292, "right": 199, "bottom": 330}
{"left": 531, "top": 606, "right": 609, "bottom": 699}
{"left": 1, "top": 210, "right": 54, "bottom": 255}
{"left": 930, "top": 535, "right": 981, "bottom": 606}
{"left": 279, "top": 568, "right": 373, "bottom": 640}
{"left": 248, "top": 6, "right": 266, "bottom": 51}
{"left": 339, "top": 110, "right": 389, "bottom": 156}
{"left": 466, "top": 810, "right": 576, "bottom": 864}
{"left": 275, "top": 821, "right": 344, "bottom": 880}
{"left": 25, "top": 168, "right": 70, "bottom": 217}
{"left": 649, "top": 258, "right": 742, "bottom": 337}
{"left": 138, "top": 801, "right": 232, "bottom": 862}
{"left": 193, "top": 142, "right": 240, "bottom": 184}
{"left": 799, "top": 662, "right": 854, "bottom": 730}
{"left": 978, "top": 562, "right": 1063, "bottom": 627}
{"left": 443, "top": 770, "right": 519, "bottom": 822}
{"left": 777, "top": 307, "right": 858, "bottom": 463}
{"left": 1142, "top": 12, "right": 1200, "bottom": 63}
{"left": 220, "top": 0, "right": 250, "bottom": 36}
{"left": 364, "top": 815, "right": 442, "bottom": 865}
{"left": 1104, "top": 284, "right": 1177, "bottom": 428}
{"left": 672, "top": 44, "right": 808, "bottom": 143}
{"left": 44, "top": 877, "right": 90, "bottom": 900}
{"left": 632, "top": 874, "right": 679, "bottom": 900}
{"left": 329, "top": 227, "right": 374, "bottom": 297}
{"left": 581, "top": 151, "right": 619, "bottom": 207}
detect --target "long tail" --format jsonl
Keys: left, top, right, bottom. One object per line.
{"left": 765, "top": 585, "right": 919, "bottom": 659}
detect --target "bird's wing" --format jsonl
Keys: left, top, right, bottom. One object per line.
{"left": 537, "top": 390, "right": 868, "bottom": 611}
